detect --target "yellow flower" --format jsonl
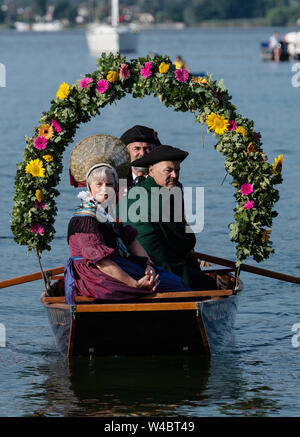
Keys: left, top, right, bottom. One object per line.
{"left": 206, "top": 112, "right": 230, "bottom": 135}
{"left": 174, "top": 61, "right": 183, "bottom": 69}
{"left": 247, "top": 142, "right": 257, "bottom": 155}
{"left": 261, "top": 229, "right": 272, "bottom": 243}
{"left": 25, "top": 159, "right": 45, "bottom": 178}
{"left": 236, "top": 126, "right": 248, "bottom": 137}
{"left": 272, "top": 154, "right": 283, "bottom": 174}
{"left": 42, "top": 154, "right": 53, "bottom": 162}
{"left": 159, "top": 62, "right": 170, "bottom": 74}
{"left": 106, "top": 71, "right": 119, "bottom": 83}
{"left": 35, "top": 189, "right": 44, "bottom": 202}
{"left": 56, "top": 82, "right": 70, "bottom": 99}
{"left": 38, "top": 124, "right": 54, "bottom": 140}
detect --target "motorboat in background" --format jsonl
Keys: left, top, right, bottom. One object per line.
{"left": 86, "top": 0, "right": 138, "bottom": 55}
{"left": 14, "top": 20, "right": 64, "bottom": 32}
{"left": 32, "top": 21, "right": 64, "bottom": 31}
{"left": 260, "top": 41, "right": 290, "bottom": 62}
{"left": 260, "top": 31, "right": 300, "bottom": 62}
{"left": 14, "top": 21, "right": 31, "bottom": 32}
{"left": 284, "top": 31, "right": 300, "bottom": 60}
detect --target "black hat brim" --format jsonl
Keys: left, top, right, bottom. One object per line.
{"left": 131, "top": 145, "right": 189, "bottom": 168}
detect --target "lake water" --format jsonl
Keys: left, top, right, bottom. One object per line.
{"left": 0, "top": 26, "right": 300, "bottom": 417}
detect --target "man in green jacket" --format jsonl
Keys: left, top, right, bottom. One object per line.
{"left": 118, "top": 145, "right": 217, "bottom": 290}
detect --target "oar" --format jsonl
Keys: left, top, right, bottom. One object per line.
{"left": 193, "top": 252, "right": 300, "bottom": 285}
{"left": 0, "top": 266, "right": 64, "bottom": 289}
{"left": 2, "top": 252, "right": 300, "bottom": 289}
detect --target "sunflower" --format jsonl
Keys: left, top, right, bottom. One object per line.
{"left": 56, "top": 82, "right": 70, "bottom": 99}
{"left": 272, "top": 154, "right": 283, "bottom": 174}
{"left": 236, "top": 126, "right": 248, "bottom": 137}
{"left": 206, "top": 112, "right": 229, "bottom": 135}
{"left": 25, "top": 159, "right": 45, "bottom": 178}
{"left": 35, "top": 189, "right": 44, "bottom": 202}
{"left": 38, "top": 124, "right": 54, "bottom": 140}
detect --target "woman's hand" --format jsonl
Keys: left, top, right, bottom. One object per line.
{"left": 136, "top": 273, "right": 160, "bottom": 291}
{"left": 145, "top": 265, "right": 156, "bottom": 278}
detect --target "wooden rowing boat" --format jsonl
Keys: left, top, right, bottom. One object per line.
{"left": 40, "top": 255, "right": 243, "bottom": 358}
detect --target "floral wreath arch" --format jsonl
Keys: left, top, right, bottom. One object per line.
{"left": 11, "top": 53, "right": 283, "bottom": 266}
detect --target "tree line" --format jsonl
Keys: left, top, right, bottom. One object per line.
{"left": 138, "top": 0, "right": 300, "bottom": 26}
{"left": 2, "top": 0, "right": 300, "bottom": 26}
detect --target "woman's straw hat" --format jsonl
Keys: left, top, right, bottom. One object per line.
{"left": 69, "top": 134, "right": 130, "bottom": 187}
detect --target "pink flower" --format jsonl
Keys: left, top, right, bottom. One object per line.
{"left": 96, "top": 79, "right": 109, "bottom": 94}
{"left": 244, "top": 200, "right": 254, "bottom": 210}
{"left": 34, "top": 200, "right": 45, "bottom": 210}
{"left": 228, "top": 120, "right": 238, "bottom": 131}
{"left": 174, "top": 68, "right": 189, "bottom": 83}
{"left": 240, "top": 183, "right": 253, "bottom": 196}
{"left": 140, "top": 62, "right": 152, "bottom": 78}
{"left": 119, "top": 63, "right": 130, "bottom": 80}
{"left": 34, "top": 136, "right": 47, "bottom": 150}
{"left": 51, "top": 119, "right": 62, "bottom": 133}
{"left": 80, "top": 77, "right": 93, "bottom": 88}
{"left": 29, "top": 223, "right": 45, "bottom": 235}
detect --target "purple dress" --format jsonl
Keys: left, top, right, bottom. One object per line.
{"left": 67, "top": 215, "right": 189, "bottom": 301}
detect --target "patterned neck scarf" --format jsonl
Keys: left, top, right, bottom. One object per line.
{"left": 74, "top": 191, "right": 130, "bottom": 258}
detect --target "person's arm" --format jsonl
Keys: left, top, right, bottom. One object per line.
{"left": 127, "top": 238, "right": 151, "bottom": 261}
{"left": 72, "top": 220, "right": 157, "bottom": 290}
{"left": 127, "top": 238, "right": 157, "bottom": 277}
{"left": 96, "top": 258, "right": 159, "bottom": 291}
{"left": 96, "top": 258, "right": 137, "bottom": 287}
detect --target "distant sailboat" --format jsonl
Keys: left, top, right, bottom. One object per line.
{"left": 86, "top": 0, "right": 138, "bottom": 55}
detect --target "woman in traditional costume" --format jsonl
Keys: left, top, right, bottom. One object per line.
{"left": 65, "top": 134, "right": 189, "bottom": 303}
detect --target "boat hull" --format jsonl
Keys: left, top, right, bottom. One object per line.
{"left": 44, "top": 304, "right": 209, "bottom": 357}
{"left": 42, "top": 287, "right": 241, "bottom": 358}
{"left": 199, "top": 295, "right": 239, "bottom": 353}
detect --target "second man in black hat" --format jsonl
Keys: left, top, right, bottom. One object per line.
{"left": 120, "top": 125, "right": 161, "bottom": 190}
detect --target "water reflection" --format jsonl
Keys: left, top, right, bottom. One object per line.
{"left": 32, "top": 354, "right": 210, "bottom": 416}
{"left": 23, "top": 350, "right": 281, "bottom": 417}
{"left": 70, "top": 354, "right": 212, "bottom": 416}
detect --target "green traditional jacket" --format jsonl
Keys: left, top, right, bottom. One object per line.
{"left": 117, "top": 176, "right": 196, "bottom": 287}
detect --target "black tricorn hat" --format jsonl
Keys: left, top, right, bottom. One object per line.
{"left": 120, "top": 125, "right": 161, "bottom": 147}
{"left": 131, "top": 145, "right": 189, "bottom": 168}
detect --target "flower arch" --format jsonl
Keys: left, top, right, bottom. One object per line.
{"left": 11, "top": 53, "right": 283, "bottom": 266}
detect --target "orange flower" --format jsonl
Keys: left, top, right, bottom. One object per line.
{"left": 261, "top": 229, "right": 271, "bottom": 243}
{"left": 247, "top": 142, "right": 257, "bottom": 155}
{"left": 38, "top": 124, "right": 54, "bottom": 140}
{"left": 192, "top": 76, "right": 207, "bottom": 85}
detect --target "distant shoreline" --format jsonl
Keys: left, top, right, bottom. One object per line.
{"left": 1, "top": 19, "right": 299, "bottom": 32}
{"left": 139, "top": 19, "right": 299, "bottom": 29}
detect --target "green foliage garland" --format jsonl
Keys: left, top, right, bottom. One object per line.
{"left": 11, "top": 53, "right": 283, "bottom": 266}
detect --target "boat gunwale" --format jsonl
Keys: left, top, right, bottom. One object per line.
{"left": 41, "top": 287, "right": 242, "bottom": 313}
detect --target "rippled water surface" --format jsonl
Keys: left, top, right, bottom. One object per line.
{"left": 0, "top": 26, "right": 300, "bottom": 417}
